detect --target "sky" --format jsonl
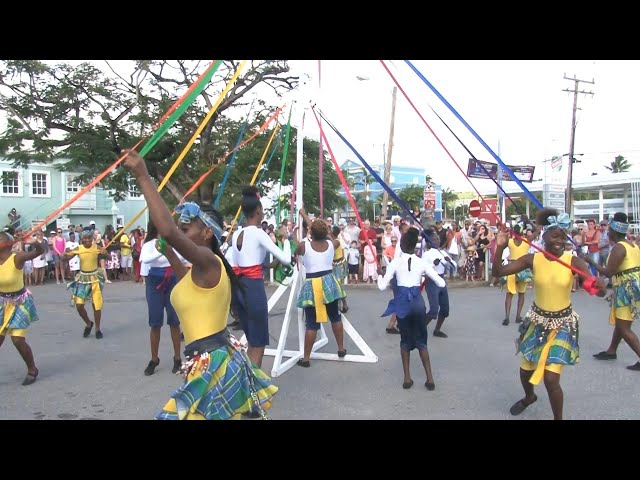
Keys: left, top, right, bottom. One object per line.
{"left": 284, "top": 60, "right": 640, "bottom": 196}
{"left": 2, "top": 60, "right": 640, "bottom": 198}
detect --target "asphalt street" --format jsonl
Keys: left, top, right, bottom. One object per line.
{"left": 1, "top": 279, "right": 638, "bottom": 420}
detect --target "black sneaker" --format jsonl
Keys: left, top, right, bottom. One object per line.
{"left": 172, "top": 358, "right": 182, "bottom": 374}
{"left": 144, "top": 359, "right": 160, "bottom": 376}
{"left": 242, "top": 410, "right": 261, "bottom": 419}
{"left": 95, "top": 331, "right": 103, "bottom": 339}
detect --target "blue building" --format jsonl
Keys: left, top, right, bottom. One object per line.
{"left": 0, "top": 158, "right": 147, "bottom": 233}
{"left": 338, "top": 160, "right": 442, "bottom": 220}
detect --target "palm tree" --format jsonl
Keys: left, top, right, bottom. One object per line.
{"left": 441, "top": 187, "right": 459, "bottom": 219}
{"left": 605, "top": 155, "right": 631, "bottom": 173}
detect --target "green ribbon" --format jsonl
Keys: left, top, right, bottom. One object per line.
{"left": 275, "top": 106, "right": 293, "bottom": 222}
{"left": 139, "top": 60, "right": 223, "bottom": 157}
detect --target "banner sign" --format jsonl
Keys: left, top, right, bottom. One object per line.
{"left": 467, "top": 158, "right": 535, "bottom": 183}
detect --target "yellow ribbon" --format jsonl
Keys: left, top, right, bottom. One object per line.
{"left": 105, "top": 61, "right": 248, "bottom": 249}
{"left": 311, "top": 277, "right": 328, "bottom": 323}
{"left": 0, "top": 303, "right": 16, "bottom": 336}
{"left": 530, "top": 329, "right": 558, "bottom": 385}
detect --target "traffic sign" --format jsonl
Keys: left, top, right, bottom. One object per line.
{"left": 469, "top": 199, "right": 481, "bottom": 217}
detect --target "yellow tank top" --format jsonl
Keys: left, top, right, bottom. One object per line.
{"left": 333, "top": 242, "right": 344, "bottom": 261}
{"left": 508, "top": 238, "right": 529, "bottom": 260}
{"left": 533, "top": 252, "right": 574, "bottom": 311}
{"left": 75, "top": 245, "right": 100, "bottom": 272}
{"left": 0, "top": 254, "right": 24, "bottom": 293}
{"left": 617, "top": 241, "right": 640, "bottom": 274}
{"left": 170, "top": 256, "right": 231, "bottom": 346}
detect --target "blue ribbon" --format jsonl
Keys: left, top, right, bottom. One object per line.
{"left": 213, "top": 100, "right": 256, "bottom": 209}
{"left": 404, "top": 60, "right": 543, "bottom": 210}
{"left": 314, "top": 107, "right": 437, "bottom": 249}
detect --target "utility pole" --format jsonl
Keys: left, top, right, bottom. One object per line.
{"left": 381, "top": 86, "right": 397, "bottom": 219}
{"left": 563, "top": 74, "right": 594, "bottom": 216}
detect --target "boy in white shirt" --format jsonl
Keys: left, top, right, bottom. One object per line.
{"left": 65, "top": 233, "right": 80, "bottom": 274}
{"left": 378, "top": 227, "right": 445, "bottom": 390}
{"left": 347, "top": 240, "right": 360, "bottom": 284}
{"left": 421, "top": 229, "right": 455, "bottom": 338}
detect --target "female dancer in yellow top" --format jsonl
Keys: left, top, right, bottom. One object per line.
{"left": 502, "top": 223, "right": 533, "bottom": 326}
{"left": 124, "top": 149, "right": 277, "bottom": 420}
{"left": 492, "top": 208, "right": 607, "bottom": 420}
{"left": 587, "top": 213, "right": 640, "bottom": 371}
{"left": 65, "top": 229, "right": 107, "bottom": 339}
{"left": 331, "top": 225, "right": 349, "bottom": 313}
{"left": 0, "top": 231, "right": 44, "bottom": 385}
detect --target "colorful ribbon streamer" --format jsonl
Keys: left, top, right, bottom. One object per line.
{"left": 3, "top": 61, "right": 221, "bottom": 248}
{"left": 213, "top": 99, "right": 256, "bottom": 209}
{"left": 403, "top": 60, "right": 543, "bottom": 210}
{"left": 379, "top": 61, "right": 593, "bottom": 283}
{"left": 105, "top": 61, "right": 247, "bottom": 248}
{"left": 179, "top": 105, "right": 285, "bottom": 203}
{"left": 227, "top": 123, "right": 282, "bottom": 235}
{"left": 275, "top": 106, "right": 293, "bottom": 223}
{"left": 311, "top": 108, "right": 378, "bottom": 266}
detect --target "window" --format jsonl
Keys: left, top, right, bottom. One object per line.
{"left": 1, "top": 170, "right": 22, "bottom": 196}
{"left": 30, "top": 171, "right": 51, "bottom": 198}
{"left": 66, "top": 175, "right": 82, "bottom": 194}
{"left": 65, "top": 173, "right": 96, "bottom": 210}
{"left": 127, "top": 181, "right": 142, "bottom": 199}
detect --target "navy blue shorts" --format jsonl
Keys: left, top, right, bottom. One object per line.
{"left": 397, "top": 310, "right": 428, "bottom": 352}
{"left": 304, "top": 300, "right": 342, "bottom": 331}
{"left": 232, "top": 276, "right": 269, "bottom": 347}
{"left": 425, "top": 280, "right": 449, "bottom": 320}
{"left": 145, "top": 274, "right": 179, "bottom": 328}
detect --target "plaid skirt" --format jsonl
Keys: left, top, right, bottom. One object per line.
{"left": 518, "top": 303, "right": 579, "bottom": 367}
{"left": 332, "top": 258, "right": 347, "bottom": 282}
{"left": 156, "top": 340, "right": 278, "bottom": 420}
{"left": 67, "top": 270, "right": 104, "bottom": 301}
{"left": 611, "top": 266, "right": 640, "bottom": 321}
{"left": 297, "top": 272, "right": 346, "bottom": 308}
{"left": 0, "top": 289, "right": 38, "bottom": 333}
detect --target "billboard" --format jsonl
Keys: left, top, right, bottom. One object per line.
{"left": 467, "top": 158, "right": 535, "bottom": 183}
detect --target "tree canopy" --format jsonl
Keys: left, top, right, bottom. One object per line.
{"left": 0, "top": 60, "right": 344, "bottom": 220}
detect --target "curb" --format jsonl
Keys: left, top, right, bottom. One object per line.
{"left": 265, "top": 280, "right": 492, "bottom": 289}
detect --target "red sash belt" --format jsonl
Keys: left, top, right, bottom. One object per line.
{"left": 232, "top": 265, "right": 263, "bottom": 279}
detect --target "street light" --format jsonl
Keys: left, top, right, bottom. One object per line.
{"left": 562, "top": 153, "right": 584, "bottom": 163}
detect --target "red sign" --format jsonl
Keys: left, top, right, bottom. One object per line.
{"left": 469, "top": 200, "right": 481, "bottom": 217}
{"left": 479, "top": 199, "right": 499, "bottom": 226}
{"left": 423, "top": 185, "right": 436, "bottom": 211}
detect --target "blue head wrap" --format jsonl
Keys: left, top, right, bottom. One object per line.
{"left": 174, "top": 202, "right": 223, "bottom": 243}
{"left": 608, "top": 217, "right": 629, "bottom": 235}
{"left": 542, "top": 212, "right": 571, "bottom": 233}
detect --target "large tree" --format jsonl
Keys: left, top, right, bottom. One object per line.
{"left": 0, "top": 60, "right": 299, "bottom": 205}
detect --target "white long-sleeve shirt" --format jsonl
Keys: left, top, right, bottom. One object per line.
{"left": 139, "top": 239, "right": 188, "bottom": 269}
{"left": 421, "top": 248, "right": 447, "bottom": 275}
{"left": 231, "top": 225, "right": 291, "bottom": 267}
{"left": 378, "top": 253, "right": 446, "bottom": 290}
